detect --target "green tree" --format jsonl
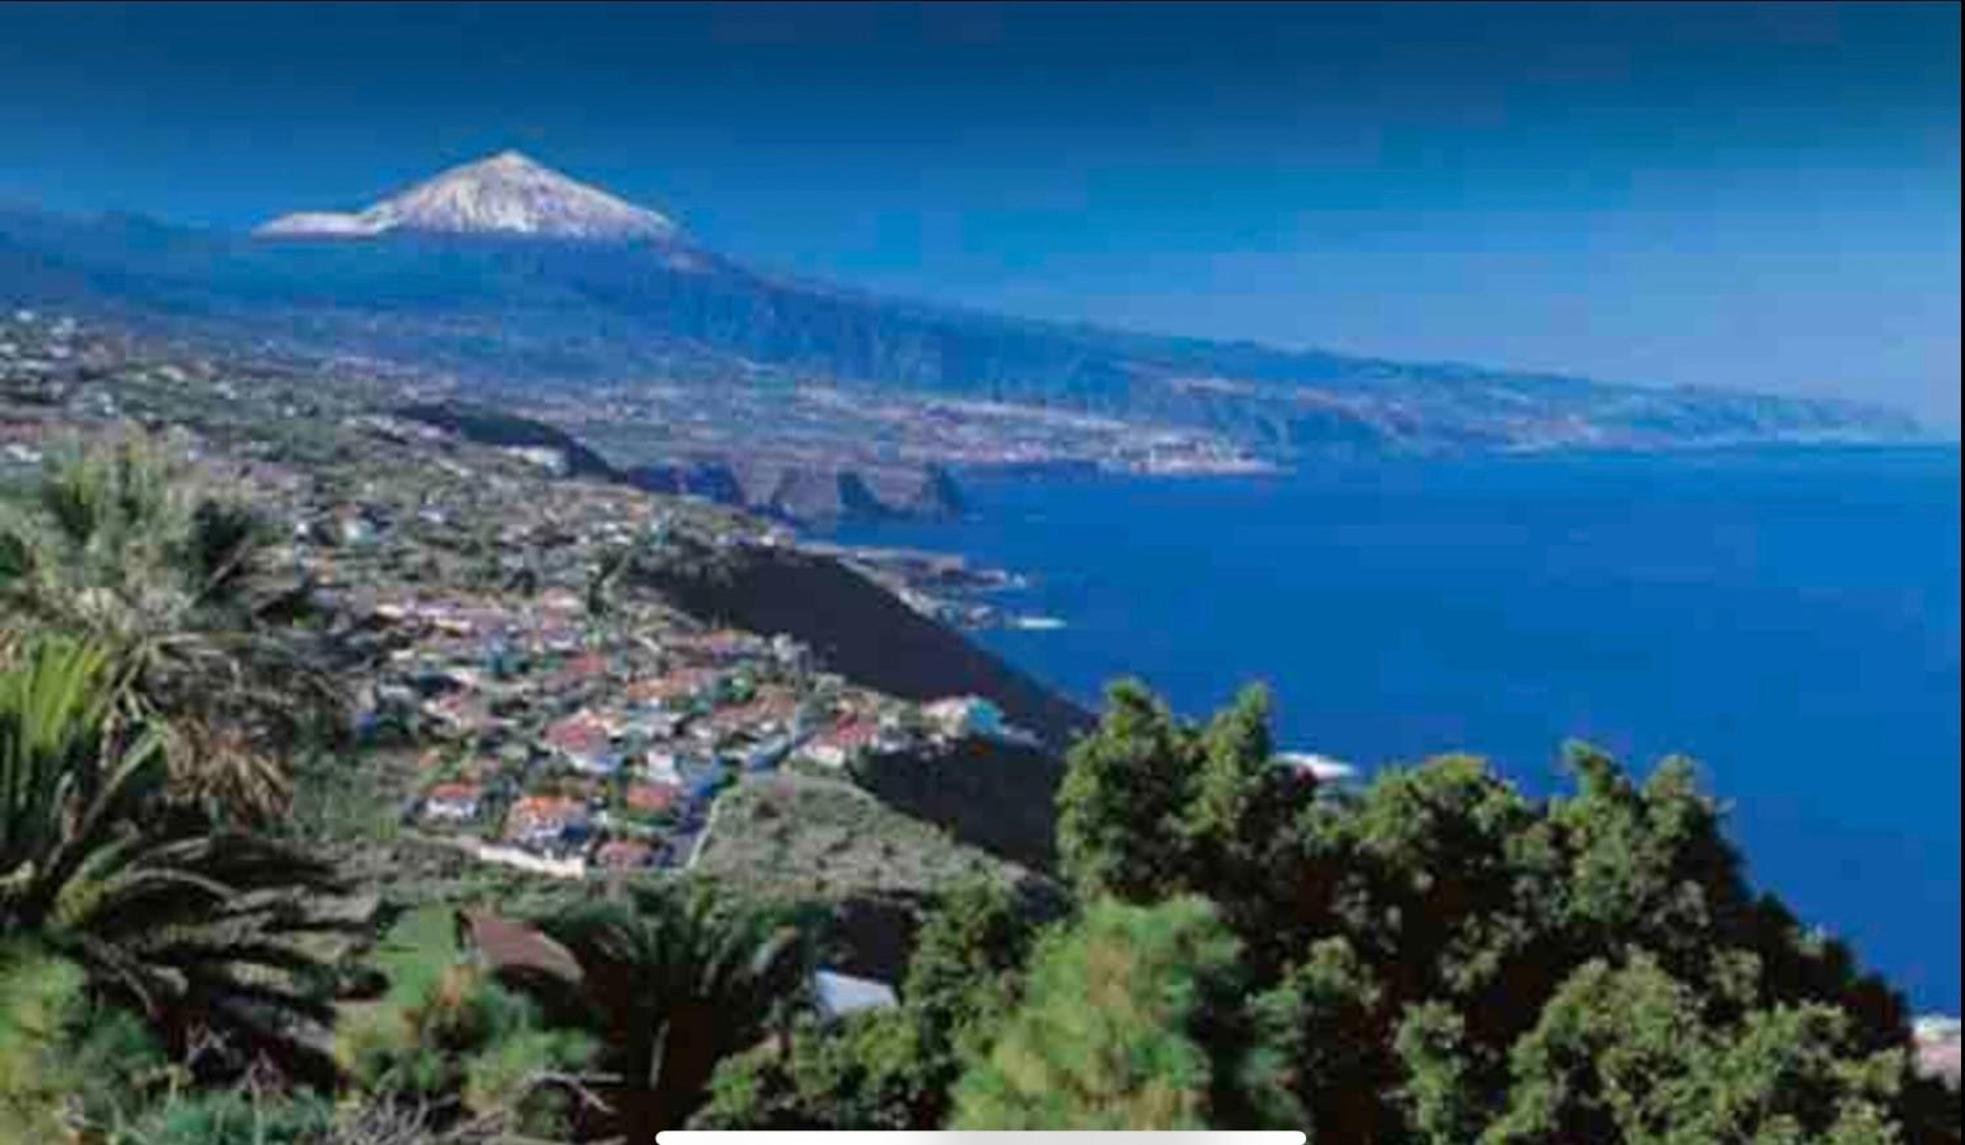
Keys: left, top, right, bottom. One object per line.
{"left": 1057, "top": 681, "right": 1318, "bottom": 929}
{"left": 1182, "top": 683, "right": 1320, "bottom": 967}
{"left": 1485, "top": 953, "right": 1907, "bottom": 1144}
{"left": 1392, "top": 1000, "right": 1485, "bottom": 1145}
{"left": 1055, "top": 679, "right": 1196, "bottom": 902}
{"left": 1251, "top": 936, "right": 1400, "bottom": 1142}
{"left": 693, "top": 1007, "right": 929, "bottom": 1131}
{"left": 951, "top": 896, "right": 1295, "bottom": 1129}
{"left": 899, "top": 877, "right": 1038, "bottom": 1068}
{"left": 689, "top": 682, "right": 1948, "bottom": 1138}
{"left": 1183, "top": 683, "right": 1277, "bottom": 862}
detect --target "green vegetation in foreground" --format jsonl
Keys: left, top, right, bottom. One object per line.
{"left": 699, "top": 681, "right": 1961, "bottom": 1141}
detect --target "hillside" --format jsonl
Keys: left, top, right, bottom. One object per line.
{"left": 691, "top": 773, "right": 1065, "bottom": 982}
{"left": 851, "top": 736, "right": 1068, "bottom": 872}
{"left": 634, "top": 536, "right": 1093, "bottom": 749}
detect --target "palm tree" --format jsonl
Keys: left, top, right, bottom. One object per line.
{"left": 0, "top": 435, "right": 343, "bottom": 822}
{"left": 0, "top": 635, "right": 348, "bottom": 1078}
{"left": 539, "top": 883, "right": 814, "bottom": 1140}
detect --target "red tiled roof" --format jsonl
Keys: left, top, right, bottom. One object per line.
{"left": 627, "top": 669, "right": 717, "bottom": 703}
{"left": 507, "top": 796, "right": 587, "bottom": 830}
{"left": 623, "top": 783, "right": 680, "bottom": 813}
{"left": 543, "top": 713, "right": 611, "bottom": 754}
{"left": 820, "top": 718, "right": 880, "bottom": 748}
{"left": 426, "top": 783, "right": 482, "bottom": 803}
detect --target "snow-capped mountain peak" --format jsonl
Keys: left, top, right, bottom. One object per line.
{"left": 255, "top": 151, "right": 678, "bottom": 241}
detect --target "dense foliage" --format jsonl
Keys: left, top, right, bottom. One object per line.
{"left": 704, "top": 679, "right": 1959, "bottom": 1140}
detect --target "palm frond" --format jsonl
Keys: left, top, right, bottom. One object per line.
{"left": 0, "top": 635, "right": 344, "bottom": 1061}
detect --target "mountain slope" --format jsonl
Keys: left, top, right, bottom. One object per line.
{"left": 0, "top": 153, "right": 1928, "bottom": 453}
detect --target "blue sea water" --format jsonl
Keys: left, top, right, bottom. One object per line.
{"left": 833, "top": 446, "right": 1963, "bottom": 1012}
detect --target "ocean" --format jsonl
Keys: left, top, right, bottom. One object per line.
{"left": 832, "top": 446, "right": 1963, "bottom": 1013}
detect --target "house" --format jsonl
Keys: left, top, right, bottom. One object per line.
{"left": 742, "top": 690, "right": 804, "bottom": 734}
{"left": 456, "top": 910, "right": 584, "bottom": 990}
{"left": 698, "top": 695, "right": 795, "bottom": 747}
{"left": 370, "top": 601, "right": 411, "bottom": 625}
{"left": 543, "top": 651, "right": 609, "bottom": 692}
{"left": 621, "top": 782, "right": 682, "bottom": 817}
{"left": 802, "top": 718, "right": 881, "bottom": 769}
{"left": 428, "top": 610, "right": 477, "bottom": 638}
{"left": 421, "top": 783, "right": 483, "bottom": 825}
{"left": 542, "top": 710, "right": 618, "bottom": 775}
{"left": 642, "top": 747, "right": 687, "bottom": 785}
{"left": 672, "top": 628, "right": 760, "bottom": 666}
{"left": 769, "top": 633, "right": 811, "bottom": 671}
{"left": 812, "top": 969, "right": 898, "bottom": 1020}
{"left": 627, "top": 667, "right": 720, "bottom": 709}
{"left": 425, "top": 690, "right": 493, "bottom": 736}
{"left": 504, "top": 796, "right": 592, "bottom": 849}
{"left": 620, "top": 708, "right": 688, "bottom": 742}
{"left": 533, "top": 622, "right": 584, "bottom": 655}
{"left": 332, "top": 505, "right": 380, "bottom": 547}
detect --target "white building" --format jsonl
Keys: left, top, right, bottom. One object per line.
{"left": 813, "top": 969, "right": 898, "bottom": 1020}
{"left": 421, "top": 783, "right": 483, "bottom": 824}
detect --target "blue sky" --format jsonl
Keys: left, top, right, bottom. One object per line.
{"left": 1, "top": 2, "right": 1957, "bottom": 425}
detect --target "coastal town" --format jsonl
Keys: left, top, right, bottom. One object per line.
{"left": 0, "top": 307, "right": 1039, "bottom": 888}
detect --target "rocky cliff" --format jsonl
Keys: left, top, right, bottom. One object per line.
{"left": 395, "top": 400, "right": 965, "bottom": 523}
{"left": 636, "top": 539, "right": 1091, "bottom": 749}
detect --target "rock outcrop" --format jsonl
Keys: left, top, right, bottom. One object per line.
{"left": 636, "top": 538, "right": 1091, "bottom": 749}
